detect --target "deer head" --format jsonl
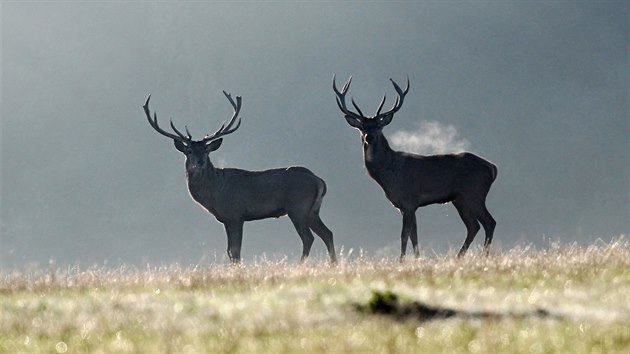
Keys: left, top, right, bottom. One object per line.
{"left": 333, "top": 75, "right": 409, "bottom": 147}
{"left": 143, "top": 91, "right": 242, "bottom": 172}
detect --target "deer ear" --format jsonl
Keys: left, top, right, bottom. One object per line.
{"left": 344, "top": 115, "right": 363, "bottom": 129}
{"left": 378, "top": 113, "right": 394, "bottom": 127}
{"left": 174, "top": 140, "right": 187, "bottom": 153}
{"left": 206, "top": 138, "right": 223, "bottom": 152}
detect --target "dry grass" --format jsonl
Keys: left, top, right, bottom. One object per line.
{"left": 1, "top": 239, "right": 629, "bottom": 353}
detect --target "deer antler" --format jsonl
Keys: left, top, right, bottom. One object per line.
{"left": 373, "top": 77, "right": 410, "bottom": 120}
{"left": 143, "top": 95, "right": 191, "bottom": 144}
{"left": 333, "top": 75, "right": 410, "bottom": 124}
{"left": 333, "top": 75, "right": 363, "bottom": 118}
{"left": 203, "top": 91, "right": 242, "bottom": 143}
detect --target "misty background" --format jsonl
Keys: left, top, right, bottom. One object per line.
{"left": 1, "top": 2, "right": 628, "bottom": 269}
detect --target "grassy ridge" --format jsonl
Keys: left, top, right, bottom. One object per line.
{"left": 1, "top": 241, "right": 629, "bottom": 353}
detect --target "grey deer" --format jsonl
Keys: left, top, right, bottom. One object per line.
{"left": 143, "top": 92, "right": 337, "bottom": 264}
{"left": 333, "top": 76, "right": 497, "bottom": 260}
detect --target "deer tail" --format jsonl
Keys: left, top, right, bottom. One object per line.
{"left": 311, "top": 177, "right": 327, "bottom": 215}
{"left": 490, "top": 163, "right": 498, "bottom": 182}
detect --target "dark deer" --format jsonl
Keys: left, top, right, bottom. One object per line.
{"left": 333, "top": 76, "right": 497, "bottom": 260}
{"left": 143, "top": 91, "right": 337, "bottom": 264}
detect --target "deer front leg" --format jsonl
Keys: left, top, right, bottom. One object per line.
{"left": 399, "top": 210, "right": 416, "bottom": 262}
{"left": 224, "top": 221, "right": 244, "bottom": 263}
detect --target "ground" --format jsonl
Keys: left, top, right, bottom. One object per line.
{"left": 1, "top": 240, "right": 628, "bottom": 353}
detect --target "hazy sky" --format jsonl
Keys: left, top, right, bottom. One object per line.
{"left": 2, "top": 1, "right": 628, "bottom": 268}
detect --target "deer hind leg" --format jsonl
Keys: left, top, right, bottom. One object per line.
{"left": 408, "top": 211, "right": 420, "bottom": 259}
{"left": 477, "top": 204, "right": 496, "bottom": 256}
{"left": 400, "top": 210, "right": 417, "bottom": 262}
{"left": 224, "top": 221, "right": 244, "bottom": 264}
{"left": 289, "top": 214, "right": 315, "bottom": 263}
{"left": 309, "top": 214, "right": 337, "bottom": 264}
{"left": 453, "top": 200, "right": 481, "bottom": 258}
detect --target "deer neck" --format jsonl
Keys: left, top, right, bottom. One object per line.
{"left": 363, "top": 133, "right": 397, "bottom": 179}
{"left": 185, "top": 163, "right": 222, "bottom": 206}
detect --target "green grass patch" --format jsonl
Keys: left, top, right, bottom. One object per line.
{"left": 1, "top": 240, "right": 629, "bottom": 353}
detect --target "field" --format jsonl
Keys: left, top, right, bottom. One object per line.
{"left": 1, "top": 240, "right": 629, "bottom": 353}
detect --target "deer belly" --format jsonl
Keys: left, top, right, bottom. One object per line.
{"left": 239, "top": 196, "right": 288, "bottom": 221}
{"left": 416, "top": 192, "right": 457, "bottom": 207}
{"left": 242, "top": 207, "right": 287, "bottom": 221}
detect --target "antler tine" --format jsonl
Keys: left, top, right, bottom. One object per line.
{"left": 222, "top": 90, "right": 239, "bottom": 110}
{"left": 351, "top": 97, "right": 366, "bottom": 118}
{"left": 390, "top": 76, "right": 410, "bottom": 97}
{"left": 223, "top": 92, "right": 242, "bottom": 131}
{"left": 184, "top": 126, "right": 193, "bottom": 140}
{"left": 143, "top": 95, "right": 189, "bottom": 143}
{"left": 170, "top": 119, "right": 189, "bottom": 141}
{"left": 342, "top": 77, "right": 352, "bottom": 93}
{"left": 332, "top": 74, "right": 345, "bottom": 95}
{"left": 375, "top": 93, "right": 387, "bottom": 117}
{"left": 332, "top": 75, "right": 348, "bottom": 112}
